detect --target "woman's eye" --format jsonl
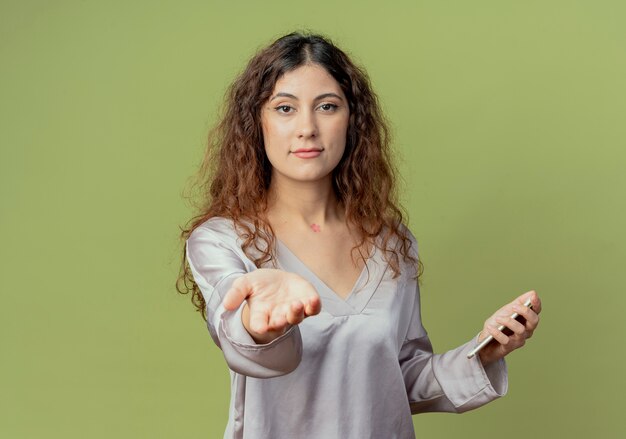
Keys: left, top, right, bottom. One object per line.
{"left": 319, "top": 103, "right": 338, "bottom": 112}
{"left": 275, "top": 105, "right": 294, "bottom": 114}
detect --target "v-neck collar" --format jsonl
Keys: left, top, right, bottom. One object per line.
{"left": 274, "top": 237, "right": 388, "bottom": 317}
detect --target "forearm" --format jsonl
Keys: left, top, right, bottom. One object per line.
{"left": 402, "top": 335, "right": 508, "bottom": 414}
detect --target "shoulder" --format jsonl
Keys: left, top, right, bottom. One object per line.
{"left": 186, "top": 217, "right": 257, "bottom": 270}
{"left": 192, "top": 216, "right": 237, "bottom": 235}
{"left": 375, "top": 221, "right": 418, "bottom": 251}
{"left": 398, "top": 222, "right": 417, "bottom": 244}
{"left": 383, "top": 222, "right": 420, "bottom": 279}
{"left": 187, "top": 216, "right": 242, "bottom": 251}
{"left": 391, "top": 222, "right": 419, "bottom": 257}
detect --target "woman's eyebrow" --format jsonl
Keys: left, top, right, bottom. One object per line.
{"left": 269, "top": 92, "right": 344, "bottom": 102}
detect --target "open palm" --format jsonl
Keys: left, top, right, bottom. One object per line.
{"left": 223, "top": 269, "right": 322, "bottom": 343}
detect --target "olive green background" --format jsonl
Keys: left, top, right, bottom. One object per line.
{"left": 1, "top": 1, "right": 624, "bottom": 438}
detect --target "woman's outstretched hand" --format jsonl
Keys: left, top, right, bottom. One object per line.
{"left": 223, "top": 269, "right": 322, "bottom": 344}
{"left": 477, "top": 290, "right": 542, "bottom": 366}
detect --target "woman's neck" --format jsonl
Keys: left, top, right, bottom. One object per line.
{"left": 266, "top": 176, "right": 344, "bottom": 230}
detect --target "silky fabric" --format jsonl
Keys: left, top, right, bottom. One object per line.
{"left": 186, "top": 217, "right": 508, "bottom": 439}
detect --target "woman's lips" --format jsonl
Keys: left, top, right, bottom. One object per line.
{"left": 292, "top": 149, "right": 322, "bottom": 159}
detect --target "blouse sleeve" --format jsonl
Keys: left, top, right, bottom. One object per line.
{"left": 398, "top": 226, "right": 508, "bottom": 414}
{"left": 185, "top": 221, "right": 303, "bottom": 378}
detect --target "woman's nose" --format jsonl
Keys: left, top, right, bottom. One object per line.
{"left": 296, "top": 110, "right": 317, "bottom": 138}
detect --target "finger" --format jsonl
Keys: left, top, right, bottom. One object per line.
{"left": 268, "top": 315, "right": 288, "bottom": 330}
{"left": 527, "top": 290, "right": 542, "bottom": 314}
{"left": 516, "top": 290, "right": 541, "bottom": 314}
{"left": 487, "top": 324, "right": 510, "bottom": 345}
{"left": 286, "top": 301, "right": 305, "bottom": 325}
{"left": 513, "top": 303, "right": 539, "bottom": 329}
{"left": 265, "top": 304, "right": 284, "bottom": 330}
{"left": 509, "top": 335, "right": 527, "bottom": 350}
{"left": 304, "top": 295, "right": 322, "bottom": 316}
{"left": 496, "top": 315, "right": 525, "bottom": 336}
{"left": 249, "top": 309, "right": 270, "bottom": 335}
{"left": 223, "top": 275, "right": 250, "bottom": 311}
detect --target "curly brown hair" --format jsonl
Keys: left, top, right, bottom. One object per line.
{"left": 176, "top": 31, "right": 423, "bottom": 319}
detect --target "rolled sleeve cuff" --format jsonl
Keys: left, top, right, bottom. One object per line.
{"left": 218, "top": 302, "right": 303, "bottom": 379}
{"left": 432, "top": 334, "right": 508, "bottom": 413}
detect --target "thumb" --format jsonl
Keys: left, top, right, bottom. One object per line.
{"left": 222, "top": 274, "right": 250, "bottom": 311}
{"left": 515, "top": 289, "right": 538, "bottom": 307}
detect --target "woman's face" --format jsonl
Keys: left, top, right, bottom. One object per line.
{"left": 261, "top": 63, "right": 350, "bottom": 186}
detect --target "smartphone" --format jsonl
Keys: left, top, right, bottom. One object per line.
{"left": 466, "top": 298, "right": 533, "bottom": 359}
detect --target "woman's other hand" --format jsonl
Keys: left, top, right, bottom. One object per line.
{"left": 223, "top": 269, "right": 322, "bottom": 344}
{"left": 477, "top": 290, "right": 542, "bottom": 366}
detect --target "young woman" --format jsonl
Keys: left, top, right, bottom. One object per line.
{"left": 177, "top": 32, "right": 541, "bottom": 439}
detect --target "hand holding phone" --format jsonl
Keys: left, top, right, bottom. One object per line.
{"left": 467, "top": 298, "right": 534, "bottom": 359}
